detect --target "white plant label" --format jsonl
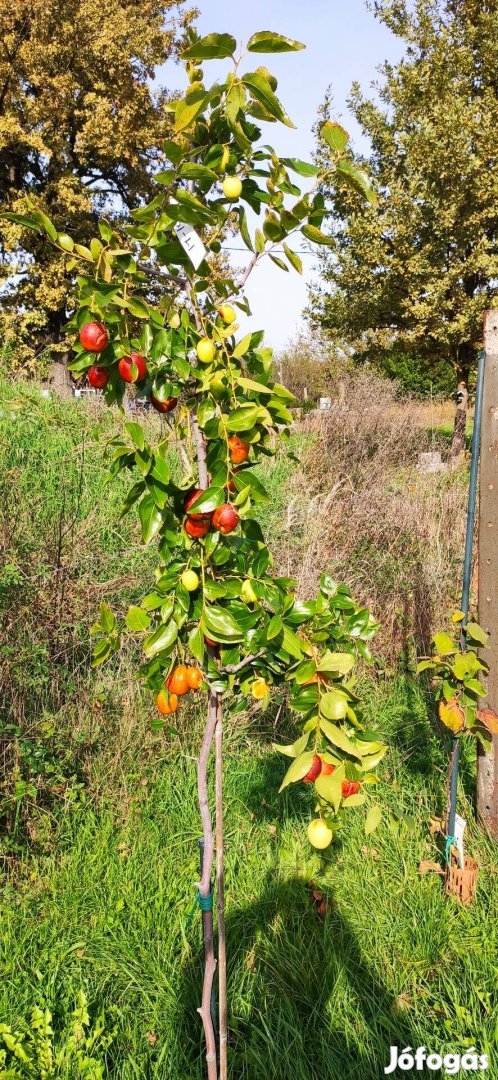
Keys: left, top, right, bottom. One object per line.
{"left": 174, "top": 222, "right": 208, "bottom": 270}
{"left": 454, "top": 813, "right": 466, "bottom": 870}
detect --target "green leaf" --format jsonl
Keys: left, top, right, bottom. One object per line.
{"left": 226, "top": 404, "right": 263, "bottom": 432}
{"left": 320, "top": 691, "right": 348, "bottom": 721}
{"left": 364, "top": 804, "right": 382, "bottom": 835}
{"left": 247, "top": 31, "right": 305, "bottom": 53}
{"left": 233, "top": 333, "right": 253, "bottom": 359}
{"left": 278, "top": 751, "right": 314, "bottom": 792}
{"left": 125, "top": 421, "right": 145, "bottom": 451}
{"left": 144, "top": 621, "right": 178, "bottom": 658}
{"left": 283, "top": 243, "right": 302, "bottom": 274}
{"left": 174, "top": 88, "right": 210, "bottom": 133}
{"left": 238, "top": 206, "right": 254, "bottom": 251}
{"left": 281, "top": 158, "right": 318, "bottom": 178}
{"left": 188, "top": 625, "right": 205, "bottom": 663}
{"left": 433, "top": 632, "right": 456, "bottom": 656}
{"left": 125, "top": 606, "right": 151, "bottom": 632}
{"left": 32, "top": 208, "right": 58, "bottom": 241}
{"left": 342, "top": 792, "right": 366, "bottom": 808}
{"left": 272, "top": 731, "right": 310, "bottom": 758}
{"left": 315, "top": 764, "right": 345, "bottom": 813}
{"left": 179, "top": 163, "right": 218, "bottom": 182}
{"left": 465, "top": 622, "right": 489, "bottom": 646}
{"left": 267, "top": 613, "right": 283, "bottom": 639}
{"left": 202, "top": 605, "right": 244, "bottom": 642}
{"left": 465, "top": 678, "right": 487, "bottom": 696}
{"left": 1, "top": 212, "right": 39, "bottom": 230}
{"left": 139, "top": 496, "right": 165, "bottom": 544}
{"left": 100, "top": 603, "right": 116, "bottom": 634}
{"left": 336, "top": 159, "right": 377, "bottom": 205}
{"left": 226, "top": 81, "right": 246, "bottom": 124}
{"left": 321, "top": 121, "right": 349, "bottom": 154}
{"left": 182, "top": 33, "right": 237, "bottom": 59}
{"left": 301, "top": 224, "right": 333, "bottom": 246}
{"left": 320, "top": 719, "right": 364, "bottom": 760}
{"left": 281, "top": 625, "right": 304, "bottom": 660}
{"left": 185, "top": 486, "right": 224, "bottom": 513}
{"left": 317, "top": 651, "right": 355, "bottom": 676}
{"left": 242, "top": 72, "right": 295, "bottom": 128}
{"left": 236, "top": 376, "right": 273, "bottom": 395}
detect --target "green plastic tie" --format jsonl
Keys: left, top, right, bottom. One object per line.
{"left": 445, "top": 835, "right": 457, "bottom": 865}
{"left": 185, "top": 889, "right": 213, "bottom": 933}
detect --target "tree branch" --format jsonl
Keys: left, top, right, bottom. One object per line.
{"left": 220, "top": 651, "right": 264, "bottom": 674}
{"left": 196, "top": 688, "right": 218, "bottom": 1080}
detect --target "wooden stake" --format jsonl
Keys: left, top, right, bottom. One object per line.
{"left": 196, "top": 690, "right": 218, "bottom": 1080}
{"left": 477, "top": 310, "right": 498, "bottom": 835}
{"left": 215, "top": 695, "right": 227, "bottom": 1080}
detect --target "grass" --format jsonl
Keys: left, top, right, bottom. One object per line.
{"left": 1, "top": 680, "right": 498, "bottom": 1078}
{"left": 1, "top": 381, "right": 496, "bottom": 1077}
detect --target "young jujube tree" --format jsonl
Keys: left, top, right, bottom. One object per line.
{"left": 6, "top": 28, "right": 388, "bottom": 1079}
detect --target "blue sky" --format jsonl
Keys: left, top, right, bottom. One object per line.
{"left": 158, "top": 0, "right": 403, "bottom": 351}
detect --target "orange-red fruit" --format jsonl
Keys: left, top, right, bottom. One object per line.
{"left": 151, "top": 394, "right": 178, "bottom": 414}
{"left": 186, "top": 666, "right": 203, "bottom": 690}
{"left": 184, "top": 488, "right": 212, "bottom": 522}
{"left": 212, "top": 503, "right": 239, "bottom": 534}
{"left": 118, "top": 352, "right": 147, "bottom": 383}
{"left": 204, "top": 636, "right": 217, "bottom": 647}
{"left": 303, "top": 753, "right": 322, "bottom": 784}
{"left": 88, "top": 365, "right": 109, "bottom": 389}
{"left": 185, "top": 518, "right": 210, "bottom": 538}
{"left": 167, "top": 665, "right": 190, "bottom": 696}
{"left": 228, "top": 435, "right": 250, "bottom": 464}
{"left": 321, "top": 761, "right": 335, "bottom": 776}
{"left": 341, "top": 779, "right": 361, "bottom": 798}
{"left": 156, "top": 690, "right": 178, "bottom": 715}
{"left": 79, "top": 322, "right": 108, "bottom": 352}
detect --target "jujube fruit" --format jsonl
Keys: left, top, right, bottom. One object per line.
{"left": 185, "top": 518, "right": 210, "bottom": 538}
{"left": 218, "top": 304, "right": 236, "bottom": 324}
{"left": 87, "top": 365, "right": 109, "bottom": 389}
{"left": 228, "top": 435, "right": 250, "bottom": 464}
{"left": 186, "top": 666, "right": 203, "bottom": 690}
{"left": 303, "top": 754, "right": 323, "bottom": 784}
{"left": 341, "top": 780, "right": 361, "bottom": 798}
{"left": 118, "top": 353, "right": 147, "bottom": 383}
{"left": 184, "top": 489, "right": 212, "bottom": 522}
{"left": 181, "top": 569, "right": 200, "bottom": 592}
{"left": 151, "top": 394, "right": 177, "bottom": 414}
{"left": 167, "top": 665, "right": 190, "bottom": 696}
{"left": 156, "top": 690, "right": 178, "bottom": 715}
{"left": 307, "top": 818, "right": 333, "bottom": 850}
{"left": 222, "top": 176, "right": 242, "bottom": 200}
{"left": 79, "top": 322, "right": 108, "bottom": 352}
{"left": 212, "top": 504, "right": 239, "bottom": 534}
{"left": 196, "top": 338, "right": 216, "bottom": 364}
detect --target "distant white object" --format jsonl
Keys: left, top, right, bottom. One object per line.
{"left": 417, "top": 451, "right": 446, "bottom": 473}
{"left": 319, "top": 396, "right": 332, "bottom": 411}
{"left": 74, "top": 387, "right": 96, "bottom": 398}
{"left": 40, "top": 388, "right": 51, "bottom": 399}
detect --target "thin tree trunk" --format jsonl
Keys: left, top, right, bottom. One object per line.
{"left": 50, "top": 357, "right": 72, "bottom": 399}
{"left": 196, "top": 689, "right": 218, "bottom": 1080}
{"left": 450, "top": 343, "right": 473, "bottom": 459}
{"left": 215, "top": 694, "right": 227, "bottom": 1079}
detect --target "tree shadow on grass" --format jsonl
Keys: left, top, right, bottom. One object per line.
{"left": 171, "top": 869, "right": 428, "bottom": 1080}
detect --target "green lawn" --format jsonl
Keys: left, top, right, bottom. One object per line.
{"left": 1, "top": 680, "right": 497, "bottom": 1079}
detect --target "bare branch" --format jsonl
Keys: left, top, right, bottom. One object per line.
{"left": 220, "top": 651, "right": 264, "bottom": 674}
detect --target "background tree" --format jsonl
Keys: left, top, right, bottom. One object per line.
{"left": 275, "top": 329, "right": 350, "bottom": 408}
{"left": 0, "top": 0, "right": 194, "bottom": 382}
{"left": 309, "top": 0, "right": 498, "bottom": 447}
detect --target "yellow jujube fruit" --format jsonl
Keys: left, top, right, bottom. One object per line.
{"left": 181, "top": 569, "right": 200, "bottom": 592}
{"left": 251, "top": 678, "right": 269, "bottom": 700}
{"left": 218, "top": 304, "right": 236, "bottom": 324}
{"left": 196, "top": 337, "right": 216, "bottom": 364}
{"left": 222, "top": 176, "right": 242, "bottom": 200}
{"left": 307, "top": 818, "right": 333, "bottom": 850}
{"left": 241, "top": 579, "right": 257, "bottom": 604}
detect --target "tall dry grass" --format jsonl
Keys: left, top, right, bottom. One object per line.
{"left": 272, "top": 372, "right": 468, "bottom": 663}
